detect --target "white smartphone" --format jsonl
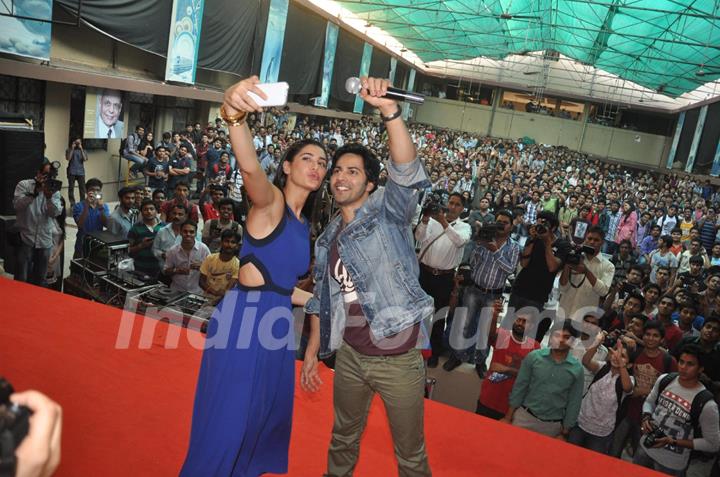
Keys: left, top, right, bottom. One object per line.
{"left": 248, "top": 82, "right": 289, "bottom": 107}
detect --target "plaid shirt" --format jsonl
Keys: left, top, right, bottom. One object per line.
{"left": 524, "top": 200, "right": 540, "bottom": 224}
{"left": 470, "top": 238, "right": 520, "bottom": 290}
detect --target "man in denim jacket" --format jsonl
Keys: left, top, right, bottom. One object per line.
{"left": 301, "top": 77, "right": 433, "bottom": 477}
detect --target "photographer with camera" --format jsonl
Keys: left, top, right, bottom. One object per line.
{"left": 415, "top": 192, "right": 472, "bottom": 368}
{"left": 505, "top": 211, "right": 570, "bottom": 342}
{"left": 65, "top": 137, "right": 87, "bottom": 208}
{"left": 443, "top": 210, "right": 520, "bottom": 377}
{"left": 635, "top": 345, "right": 720, "bottom": 476}
{"left": 12, "top": 162, "right": 63, "bottom": 287}
{"left": 558, "top": 225, "right": 615, "bottom": 321}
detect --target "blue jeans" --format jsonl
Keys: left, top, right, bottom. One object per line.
{"left": 450, "top": 286, "right": 501, "bottom": 364}
{"left": 568, "top": 426, "right": 613, "bottom": 455}
{"left": 123, "top": 152, "right": 147, "bottom": 173}
{"left": 15, "top": 243, "right": 51, "bottom": 287}
{"left": 633, "top": 446, "right": 685, "bottom": 476}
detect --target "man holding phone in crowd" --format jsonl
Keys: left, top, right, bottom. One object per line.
{"left": 72, "top": 178, "right": 109, "bottom": 258}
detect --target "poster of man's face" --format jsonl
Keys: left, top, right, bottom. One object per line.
{"left": 84, "top": 88, "right": 126, "bottom": 139}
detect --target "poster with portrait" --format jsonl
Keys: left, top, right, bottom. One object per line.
{"left": 165, "top": 0, "right": 205, "bottom": 84}
{"left": 0, "top": 0, "right": 52, "bottom": 60}
{"left": 84, "top": 88, "right": 126, "bottom": 139}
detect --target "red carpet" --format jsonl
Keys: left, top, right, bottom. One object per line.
{"left": 0, "top": 278, "right": 662, "bottom": 476}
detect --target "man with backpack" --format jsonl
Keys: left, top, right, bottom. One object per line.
{"left": 635, "top": 345, "right": 720, "bottom": 476}
{"left": 201, "top": 198, "right": 241, "bottom": 253}
{"left": 610, "top": 321, "right": 678, "bottom": 458}
{"left": 122, "top": 125, "right": 147, "bottom": 178}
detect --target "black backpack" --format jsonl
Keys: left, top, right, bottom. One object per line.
{"left": 654, "top": 372, "right": 714, "bottom": 444}
{"left": 119, "top": 132, "right": 138, "bottom": 156}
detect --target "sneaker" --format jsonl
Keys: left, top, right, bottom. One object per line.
{"left": 442, "top": 355, "right": 462, "bottom": 372}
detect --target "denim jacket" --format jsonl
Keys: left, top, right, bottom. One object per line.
{"left": 306, "top": 158, "right": 434, "bottom": 358}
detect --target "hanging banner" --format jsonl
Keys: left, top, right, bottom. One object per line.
{"left": 402, "top": 69, "right": 416, "bottom": 120}
{"left": 666, "top": 111, "right": 685, "bottom": 169}
{"left": 0, "top": 1, "right": 52, "bottom": 60}
{"left": 389, "top": 57, "right": 397, "bottom": 85}
{"left": 259, "top": 0, "right": 289, "bottom": 83}
{"left": 685, "top": 105, "right": 708, "bottom": 173}
{"left": 314, "top": 22, "right": 339, "bottom": 108}
{"left": 165, "top": 0, "right": 205, "bottom": 84}
{"left": 711, "top": 140, "right": 720, "bottom": 177}
{"left": 353, "top": 42, "right": 374, "bottom": 113}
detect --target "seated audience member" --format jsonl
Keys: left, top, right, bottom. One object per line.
{"left": 634, "top": 345, "right": 720, "bottom": 476}
{"left": 610, "top": 321, "right": 678, "bottom": 458}
{"left": 201, "top": 198, "right": 242, "bottom": 253}
{"left": 164, "top": 220, "right": 210, "bottom": 294}
{"left": 502, "top": 320, "right": 584, "bottom": 439}
{"left": 72, "top": 178, "right": 109, "bottom": 258}
{"left": 106, "top": 186, "right": 137, "bottom": 239}
{"left": 128, "top": 199, "right": 163, "bottom": 277}
{"left": 200, "top": 184, "right": 224, "bottom": 221}
{"left": 672, "top": 315, "right": 720, "bottom": 383}
{"left": 200, "top": 229, "right": 240, "bottom": 301}
{"left": 476, "top": 306, "right": 540, "bottom": 420}
{"left": 153, "top": 203, "right": 188, "bottom": 271}
{"left": 570, "top": 340, "right": 634, "bottom": 455}
{"left": 160, "top": 181, "right": 200, "bottom": 223}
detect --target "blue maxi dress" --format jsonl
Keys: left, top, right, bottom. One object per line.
{"left": 180, "top": 207, "right": 310, "bottom": 476}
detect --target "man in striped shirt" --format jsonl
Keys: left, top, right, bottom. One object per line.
{"left": 444, "top": 209, "right": 521, "bottom": 377}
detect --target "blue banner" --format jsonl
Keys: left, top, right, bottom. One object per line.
{"left": 165, "top": 0, "right": 205, "bottom": 84}
{"left": 402, "top": 69, "right": 416, "bottom": 120}
{"left": 259, "top": 0, "right": 289, "bottom": 83}
{"left": 389, "top": 57, "right": 397, "bottom": 85}
{"left": 0, "top": 1, "right": 52, "bottom": 60}
{"left": 685, "top": 105, "right": 708, "bottom": 173}
{"left": 666, "top": 111, "right": 685, "bottom": 169}
{"left": 353, "top": 43, "right": 374, "bottom": 113}
{"left": 711, "top": 141, "right": 720, "bottom": 177}
{"left": 314, "top": 22, "right": 339, "bottom": 108}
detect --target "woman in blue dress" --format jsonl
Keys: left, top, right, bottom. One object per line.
{"left": 180, "top": 76, "right": 327, "bottom": 476}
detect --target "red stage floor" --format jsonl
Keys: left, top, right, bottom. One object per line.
{"left": 0, "top": 279, "right": 662, "bottom": 476}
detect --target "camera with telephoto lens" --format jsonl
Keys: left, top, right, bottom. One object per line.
{"left": 0, "top": 377, "right": 31, "bottom": 472}
{"left": 565, "top": 244, "right": 596, "bottom": 265}
{"left": 474, "top": 222, "right": 505, "bottom": 242}
{"left": 39, "top": 161, "right": 63, "bottom": 194}
{"left": 534, "top": 223, "right": 547, "bottom": 235}
{"left": 422, "top": 192, "right": 445, "bottom": 216}
{"left": 643, "top": 422, "right": 667, "bottom": 448}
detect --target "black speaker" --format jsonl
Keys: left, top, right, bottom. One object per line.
{"left": 0, "top": 129, "right": 45, "bottom": 215}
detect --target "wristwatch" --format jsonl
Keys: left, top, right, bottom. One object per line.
{"left": 219, "top": 104, "right": 247, "bottom": 127}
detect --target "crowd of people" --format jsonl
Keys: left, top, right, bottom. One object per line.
{"left": 11, "top": 82, "right": 720, "bottom": 476}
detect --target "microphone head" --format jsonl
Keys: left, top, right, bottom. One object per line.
{"left": 345, "top": 77, "right": 361, "bottom": 94}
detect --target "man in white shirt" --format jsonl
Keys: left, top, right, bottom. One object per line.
{"left": 558, "top": 225, "right": 615, "bottom": 321}
{"left": 164, "top": 220, "right": 210, "bottom": 294}
{"left": 415, "top": 192, "right": 472, "bottom": 367}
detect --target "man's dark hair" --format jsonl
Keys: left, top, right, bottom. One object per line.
{"left": 586, "top": 225, "right": 605, "bottom": 240}
{"left": 657, "top": 265, "right": 672, "bottom": 275}
{"left": 140, "top": 199, "right": 155, "bottom": 211}
{"left": 180, "top": 220, "right": 198, "bottom": 232}
{"left": 689, "top": 255, "right": 704, "bottom": 265}
{"left": 218, "top": 198, "right": 234, "bottom": 209}
{"left": 650, "top": 224, "right": 662, "bottom": 231}
{"left": 626, "top": 290, "right": 646, "bottom": 310}
{"left": 448, "top": 192, "right": 465, "bottom": 206}
{"left": 628, "top": 264, "right": 645, "bottom": 277}
{"left": 678, "top": 344, "right": 706, "bottom": 369}
{"left": 174, "top": 181, "right": 190, "bottom": 191}
{"left": 643, "top": 320, "right": 666, "bottom": 338}
{"left": 679, "top": 299, "right": 699, "bottom": 314}
{"left": 627, "top": 313, "right": 649, "bottom": 325}
{"left": 117, "top": 186, "right": 134, "bottom": 199}
{"left": 703, "top": 315, "right": 720, "bottom": 328}
{"left": 643, "top": 284, "right": 661, "bottom": 298}
{"left": 135, "top": 124, "right": 143, "bottom": 132}
{"left": 537, "top": 211, "right": 559, "bottom": 229}
{"left": 85, "top": 178, "right": 103, "bottom": 190}
{"left": 172, "top": 203, "right": 189, "bottom": 216}
{"left": 551, "top": 319, "right": 580, "bottom": 339}
{"left": 220, "top": 228, "right": 241, "bottom": 243}
{"left": 152, "top": 189, "right": 165, "bottom": 200}
{"left": 333, "top": 143, "right": 381, "bottom": 193}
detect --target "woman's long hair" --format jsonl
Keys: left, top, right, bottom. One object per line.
{"left": 272, "top": 138, "right": 328, "bottom": 225}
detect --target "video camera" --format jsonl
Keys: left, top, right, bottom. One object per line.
{"left": 474, "top": 222, "right": 505, "bottom": 242}
{"left": 39, "top": 160, "right": 63, "bottom": 194}
{"left": 422, "top": 192, "right": 445, "bottom": 216}
{"left": 0, "top": 377, "right": 31, "bottom": 471}
{"left": 565, "top": 244, "right": 596, "bottom": 265}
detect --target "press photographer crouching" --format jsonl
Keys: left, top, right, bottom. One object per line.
{"left": 12, "top": 162, "right": 63, "bottom": 287}
{"left": 558, "top": 225, "right": 615, "bottom": 323}
{"left": 415, "top": 192, "right": 472, "bottom": 368}
{"left": 504, "top": 211, "right": 570, "bottom": 342}
{"left": 444, "top": 209, "right": 520, "bottom": 377}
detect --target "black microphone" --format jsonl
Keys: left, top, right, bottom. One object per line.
{"left": 345, "top": 77, "right": 425, "bottom": 104}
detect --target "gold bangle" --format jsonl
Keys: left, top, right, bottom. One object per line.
{"left": 220, "top": 104, "right": 247, "bottom": 127}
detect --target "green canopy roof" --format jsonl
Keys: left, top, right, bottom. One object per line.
{"left": 336, "top": 0, "right": 720, "bottom": 97}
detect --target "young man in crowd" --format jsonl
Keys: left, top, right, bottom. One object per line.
{"left": 202, "top": 198, "right": 242, "bottom": 253}
{"left": 65, "top": 137, "right": 88, "bottom": 207}
{"left": 199, "top": 229, "right": 240, "bottom": 302}
{"left": 655, "top": 295, "right": 683, "bottom": 350}
{"left": 635, "top": 345, "right": 720, "bottom": 476}
{"left": 160, "top": 181, "right": 200, "bottom": 223}
{"left": 106, "top": 186, "right": 137, "bottom": 239}
{"left": 673, "top": 315, "right": 720, "bottom": 385}
{"left": 128, "top": 199, "right": 163, "bottom": 278}
{"left": 153, "top": 203, "right": 189, "bottom": 271}
{"left": 72, "top": 178, "right": 108, "bottom": 258}
{"left": 477, "top": 305, "right": 540, "bottom": 419}
{"left": 610, "top": 321, "right": 678, "bottom": 458}
{"left": 145, "top": 145, "right": 170, "bottom": 191}
{"left": 164, "top": 220, "right": 210, "bottom": 294}
{"left": 200, "top": 184, "right": 225, "bottom": 221}
{"left": 502, "top": 320, "right": 584, "bottom": 439}
{"left": 167, "top": 144, "right": 192, "bottom": 193}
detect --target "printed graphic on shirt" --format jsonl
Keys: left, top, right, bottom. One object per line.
{"left": 654, "top": 389, "right": 692, "bottom": 454}
{"left": 332, "top": 253, "right": 358, "bottom": 303}
{"left": 635, "top": 362, "right": 661, "bottom": 394}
